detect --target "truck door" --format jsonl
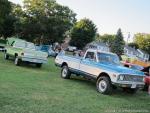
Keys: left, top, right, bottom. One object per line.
{"left": 80, "top": 51, "right": 99, "bottom": 77}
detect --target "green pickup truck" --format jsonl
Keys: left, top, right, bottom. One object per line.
{"left": 4, "top": 38, "right": 48, "bottom": 67}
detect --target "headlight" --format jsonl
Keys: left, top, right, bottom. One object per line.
{"left": 119, "top": 75, "right": 124, "bottom": 81}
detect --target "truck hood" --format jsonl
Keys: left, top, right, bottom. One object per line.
{"left": 97, "top": 62, "right": 145, "bottom": 76}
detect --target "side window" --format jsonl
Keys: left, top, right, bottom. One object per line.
{"left": 14, "top": 41, "right": 26, "bottom": 48}
{"left": 85, "top": 52, "right": 96, "bottom": 61}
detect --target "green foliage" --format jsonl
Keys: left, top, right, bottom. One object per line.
{"left": 11, "top": 3, "right": 26, "bottom": 36}
{"left": 134, "top": 33, "right": 150, "bottom": 54}
{"left": 70, "top": 18, "right": 97, "bottom": 49}
{"left": 128, "top": 42, "right": 139, "bottom": 49}
{"left": 1, "top": 0, "right": 76, "bottom": 43}
{"left": 1, "top": 15, "right": 16, "bottom": 38}
{"left": 0, "top": 0, "right": 11, "bottom": 24}
{"left": 96, "top": 34, "right": 115, "bottom": 48}
{"left": 14, "top": 0, "right": 76, "bottom": 43}
{"left": 0, "top": 0, "right": 12, "bottom": 37}
{"left": 111, "top": 28, "right": 125, "bottom": 56}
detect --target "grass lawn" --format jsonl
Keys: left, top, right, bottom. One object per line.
{"left": 0, "top": 52, "right": 150, "bottom": 113}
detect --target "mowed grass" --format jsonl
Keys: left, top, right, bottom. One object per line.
{"left": 0, "top": 52, "right": 150, "bottom": 113}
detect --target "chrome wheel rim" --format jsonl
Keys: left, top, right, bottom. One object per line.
{"left": 98, "top": 80, "right": 107, "bottom": 92}
{"left": 15, "top": 57, "right": 18, "bottom": 65}
{"left": 62, "top": 68, "right": 67, "bottom": 77}
{"left": 4, "top": 53, "right": 6, "bottom": 59}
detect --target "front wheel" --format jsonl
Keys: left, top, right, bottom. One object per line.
{"left": 36, "top": 63, "right": 42, "bottom": 68}
{"left": 4, "top": 53, "right": 9, "bottom": 60}
{"left": 96, "top": 76, "right": 112, "bottom": 95}
{"left": 15, "top": 57, "right": 21, "bottom": 66}
{"left": 61, "top": 65, "right": 71, "bottom": 79}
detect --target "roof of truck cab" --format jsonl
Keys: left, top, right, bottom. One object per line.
{"left": 87, "top": 49, "right": 117, "bottom": 55}
{"left": 7, "top": 37, "right": 27, "bottom": 45}
{"left": 7, "top": 37, "right": 26, "bottom": 42}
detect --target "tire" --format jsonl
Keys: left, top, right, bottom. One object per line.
{"left": 36, "top": 63, "right": 42, "bottom": 68}
{"left": 123, "top": 88, "right": 138, "bottom": 94}
{"left": 61, "top": 65, "right": 71, "bottom": 79}
{"left": 96, "top": 76, "right": 112, "bottom": 94}
{"left": 15, "top": 57, "right": 21, "bottom": 66}
{"left": 4, "top": 53, "right": 9, "bottom": 60}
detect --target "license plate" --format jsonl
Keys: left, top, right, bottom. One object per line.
{"left": 131, "top": 84, "right": 137, "bottom": 88}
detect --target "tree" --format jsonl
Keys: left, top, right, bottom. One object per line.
{"left": 1, "top": 14, "right": 16, "bottom": 38}
{"left": 134, "top": 33, "right": 150, "bottom": 54}
{"left": 0, "top": 0, "right": 11, "bottom": 37}
{"left": 111, "top": 28, "right": 125, "bottom": 57}
{"left": 70, "top": 18, "right": 97, "bottom": 49}
{"left": 128, "top": 42, "right": 139, "bottom": 49}
{"left": 0, "top": 0, "right": 11, "bottom": 24}
{"left": 96, "top": 34, "right": 115, "bottom": 48}
{"left": 19, "top": 0, "right": 76, "bottom": 43}
{"left": 0, "top": 0, "right": 76, "bottom": 43}
{"left": 11, "top": 3, "right": 26, "bottom": 37}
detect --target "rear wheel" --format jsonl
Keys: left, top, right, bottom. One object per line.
{"left": 15, "top": 57, "right": 21, "bottom": 66}
{"left": 4, "top": 53, "right": 9, "bottom": 60}
{"left": 96, "top": 76, "right": 112, "bottom": 94}
{"left": 36, "top": 63, "right": 42, "bottom": 68}
{"left": 61, "top": 65, "right": 71, "bottom": 79}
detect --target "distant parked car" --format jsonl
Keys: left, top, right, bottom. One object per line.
{"left": 122, "top": 62, "right": 150, "bottom": 91}
{"left": 121, "top": 62, "right": 144, "bottom": 70}
{"left": 67, "top": 46, "right": 77, "bottom": 52}
{"left": 39, "top": 45, "right": 56, "bottom": 57}
{"left": 48, "top": 48, "right": 57, "bottom": 57}
{"left": 4, "top": 38, "right": 48, "bottom": 67}
{"left": 142, "top": 66, "right": 150, "bottom": 91}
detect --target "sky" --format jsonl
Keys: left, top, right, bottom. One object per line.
{"left": 9, "top": 0, "right": 150, "bottom": 42}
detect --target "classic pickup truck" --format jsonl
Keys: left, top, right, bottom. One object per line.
{"left": 55, "top": 49, "right": 145, "bottom": 94}
{"left": 4, "top": 38, "right": 48, "bottom": 67}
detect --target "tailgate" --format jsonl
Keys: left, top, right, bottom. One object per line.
{"left": 23, "top": 49, "right": 48, "bottom": 59}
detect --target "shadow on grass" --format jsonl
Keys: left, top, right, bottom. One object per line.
{"left": 4, "top": 57, "right": 49, "bottom": 70}
{"left": 69, "top": 75, "right": 149, "bottom": 98}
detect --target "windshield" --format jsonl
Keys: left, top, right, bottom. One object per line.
{"left": 26, "top": 42, "right": 35, "bottom": 50}
{"left": 97, "top": 53, "right": 120, "bottom": 65}
{"left": 14, "top": 41, "right": 26, "bottom": 48}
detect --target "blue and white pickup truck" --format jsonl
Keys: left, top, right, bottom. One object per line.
{"left": 55, "top": 49, "right": 145, "bottom": 94}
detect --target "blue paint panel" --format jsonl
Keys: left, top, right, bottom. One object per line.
{"left": 59, "top": 55, "right": 145, "bottom": 76}
{"left": 69, "top": 67, "right": 97, "bottom": 79}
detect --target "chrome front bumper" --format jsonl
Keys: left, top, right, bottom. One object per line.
{"left": 112, "top": 81, "right": 145, "bottom": 89}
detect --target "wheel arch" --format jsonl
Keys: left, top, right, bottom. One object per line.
{"left": 97, "top": 72, "right": 111, "bottom": 81}
{"left": 14, "top": 53, "right": 18, "bottom": 57}
{"left": 61, "top": 62, "right": 68, "bottom": 67}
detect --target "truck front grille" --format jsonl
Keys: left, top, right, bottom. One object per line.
{"left": 123, "top": 75, "right": 144, "bottom": 82}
